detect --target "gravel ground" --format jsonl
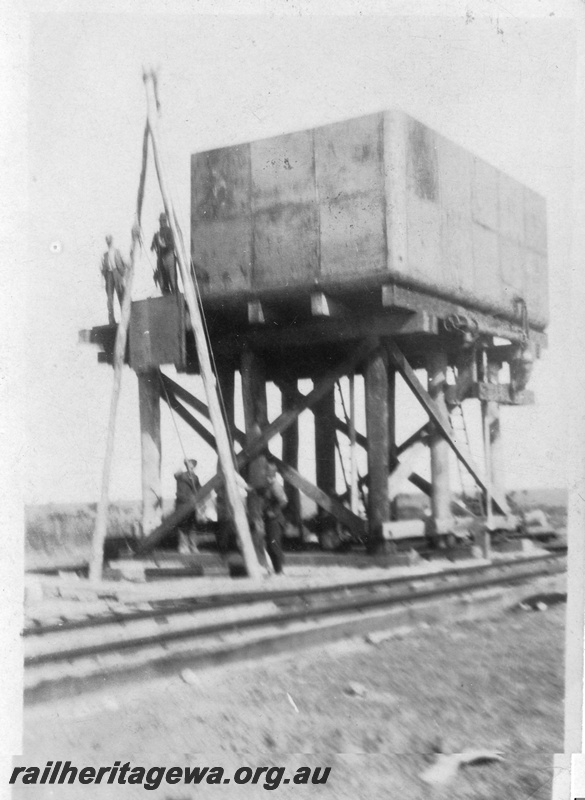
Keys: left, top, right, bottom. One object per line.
{"left": 18, "top": 603, "right": 564, "bottom": 799}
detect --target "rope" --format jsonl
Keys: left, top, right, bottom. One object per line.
{"left": 334, "top": 433, "right": 350, "bottom": 493}
{"left": 158, "top": 371, "right": 189, "bottom": 462}
{"left": 335, "top": 380, "right": 366, "bottom": 510}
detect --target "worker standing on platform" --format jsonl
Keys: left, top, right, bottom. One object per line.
{"left": 174, "top": 458, "right": 205, "bottom": 552}
{"left": 100, "top": 235, "right": 127, "bottom": 324}
{"left": 151, "top": 212, "right": 178, "bottom": 295}
{"left": 262, "top": 461, "right": 287, "bottom": 574}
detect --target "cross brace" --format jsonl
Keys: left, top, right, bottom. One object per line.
{"left": 158, "top": 378, "right": 366, "bottom": 540}
{"left": 137, "top": 339, "right": 376, "bottom": 553}
{"left": 385, "top": 339, "right": 509, "bottom": 514}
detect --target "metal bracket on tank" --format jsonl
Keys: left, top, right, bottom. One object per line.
{"left": 443, "top": 312, "right": 479, "bottom": 346}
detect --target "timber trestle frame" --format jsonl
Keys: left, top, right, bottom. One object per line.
{"left": 136, "top": 333, "right": 508, "bottom": 555}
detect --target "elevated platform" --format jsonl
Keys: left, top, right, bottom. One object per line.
{"left": 81, "top": 281, "right": 546, "bottom": 381}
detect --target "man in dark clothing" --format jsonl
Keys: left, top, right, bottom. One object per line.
{"left": 246, "top": 449, "right": 270, "bottom": 567}
{"left": 100, "top": 235, "right": 127, "bottom": 324}
{"left": 151, "top": 212, "right": 178, "bottom": 295}
{"left": 174, "top": 458, "right": 205, "bottom": 551}
{"left": 261, "top": 461, "right": 288, "bottom": 574}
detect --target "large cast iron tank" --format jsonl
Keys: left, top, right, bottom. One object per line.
{"left": 190, "top": 110, "right": 548, "bottom": 329}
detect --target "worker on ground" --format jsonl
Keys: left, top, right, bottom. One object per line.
{"left": 151, "top": 212, "right": 178, "bottom": 295}
{"left": 261, "top": 460, "right": 288, "bottom": 574}
{"left": 246, "top": 425, "right": 271, "bottom": 568}
{"left": 100, "top": 235, "right": 127, "bottom": 324}
{"left": 174, "top": 458, "right": 205, "bottom": 553}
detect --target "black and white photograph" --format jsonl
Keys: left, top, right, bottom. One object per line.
{"left": 2, "top": 2, "right": 585, "bottom": 798}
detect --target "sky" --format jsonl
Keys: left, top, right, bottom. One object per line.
{"left": 18, "top": 5, "right": 580, "bottom": 506}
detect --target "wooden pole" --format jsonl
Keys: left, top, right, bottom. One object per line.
{"left": 89, "top": 124, "right": 149, "bottom": 582}
{"left": 138, "top": 369, "right": 162, "bottom": 537}
{"left": 313, "top": 387, "right": 336, "bottom": 498}
{"left": 364, "top": 346, "right": 390, "bottom": 552}
{"left": 483, "top": 357, "right": 505, "bottom": 518}
{"left": 349, "top": 375, "right": 358, "bottom": 514}
{"left": 143, "top": 70, "right": 261, "bottom": 579}
{"left": 241, "top": 349, "right": 268, "bottom": 433}
{"left": 281, "top": 379, "right": 302, "bottom": 530}
{"left": 387, "top": 366, "right": 397, "bottom": 520}
{"left": 427, "top": 350, "right": 453, "bottom": 535}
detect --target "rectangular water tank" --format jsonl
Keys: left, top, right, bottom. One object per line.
{"left": 191, "top": 110, "right": 548, "bottom": 329}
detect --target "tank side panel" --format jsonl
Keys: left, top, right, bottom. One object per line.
{"left": 498, "top": 171, "right": 526, "bottom": 316}
{"left": 250, "top": 131, "right": 318, "bottom": 287}
{"left": 404, "top": 117, "right": 442, "bottom": 285}
{"left": 191, "top": 146, "right": 252, "bottom": 293}
{"left": 316, "top": 113, "right": 386, "bottom": 278}
{"left": 437, "top": 134, "right": 473, "bottom": 297}
{"left": 189, "top": 111, "right": 548, "bottom": 327}
{"left": 192, "top": 218, "right": 253, "bottom": 294}
{"left": 252, "top": 204, "right": 320, "bottom": 288}
{"left": 525, "top": 250, "right": 548, "bottom": 327}
{"left": 470, "top": 156, "right": 504, "bottom": 308}
{"left": 524, "top": 187, "right": 548, "bottom": 326}
{"left": 383, "top": 110, "right": 408, "bottom": 276}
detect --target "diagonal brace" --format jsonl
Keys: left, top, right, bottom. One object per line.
{"left": 137, "top": 338, "right": 378, "bottom": 553}
{"left": 386, "top": 339, "right": 509, "bottom": 514}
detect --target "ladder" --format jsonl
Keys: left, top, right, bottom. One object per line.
{"left": 448, "top": 400, "right": 481, "bottom": 516}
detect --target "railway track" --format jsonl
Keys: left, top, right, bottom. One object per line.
{"left": 25, "top": 552, "right": 565, "bottom": 704}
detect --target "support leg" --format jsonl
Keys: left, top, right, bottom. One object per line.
{"left": 313, "top": 387, "right": 336, "bottom": 498}
{"left": 427, "top": 350, "right": 453, "bottom": 536}
{"left": 483, "top": 359, "right": 505, "bottom": 510}
{"left": 281, "top": 379, "right": 302, "bottom": 532}
{"left": 365, "top": 347, "right": 390, "bottom": 552}
{"left": 215, "top": 361, "right": 235, "bottom": 552}
{"left": 138, "top": 369, "right": 162, "bottom": 537}
{"left": 313, "top": 385, "right": 337, "bottom": 545}
{"left": 241, "top": 349, "right": 269, "bottom": 565}
{"left": 387, "top": 367, "right": 397, "bottom": 520}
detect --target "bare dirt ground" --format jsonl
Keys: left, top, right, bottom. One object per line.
{"left": 20, "top": 601, "right": 564, "bottom": 800}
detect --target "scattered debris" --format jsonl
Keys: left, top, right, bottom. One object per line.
{"left": 420, "top": 750, "right": 504, "bottom": 785}
{"left": 64, "top": 695, "right": 119, "bottom": 721}
{"left": 180, "top": 668, "right": 202, "bottom": 686}
{"left": 345, "top": 681, "right": 367, "bottom": 698}
{"left": 287, "top": 692, "right": 299, "bottom": 713}
{"left": 366, "top": 629, "right": 395, "bottom": 645}
{"left": 263, "top": 732, "right": 279, "bottom": 750}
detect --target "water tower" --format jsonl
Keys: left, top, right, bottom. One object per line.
{"left": 85, "top": 109, "right": 547, "bottom": 554}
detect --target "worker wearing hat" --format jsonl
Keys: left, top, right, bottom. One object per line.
{"left": 151, "top": 212, "right": 178, "bottom": 295}
{"left": 174, "top": 458, "right": 205, "bottom": 552}
{"left": 100, "top": 235, "right": 127, "bottom": 324}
